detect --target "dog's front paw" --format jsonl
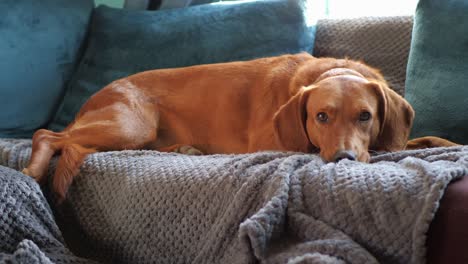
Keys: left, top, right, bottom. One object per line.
{"left": 177, "top": 145, "right": 203, "bottom": 155}
{"left": 21, "top": 168, "right": 31, "bottom": 176}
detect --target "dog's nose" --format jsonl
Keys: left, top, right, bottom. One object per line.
{"left": 333, "top": 150, "right": 356, "bottom": 162}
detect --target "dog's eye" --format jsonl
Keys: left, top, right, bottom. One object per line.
{"left": 359, "top": 111, "right": 371, "bottom": 122}
{"left": 316, "top": 112, "right": 328, "bottom": 123}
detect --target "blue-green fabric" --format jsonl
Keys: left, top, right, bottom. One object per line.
{"left": 0, "top": 0, "right": 94, "bottom": 138}
{"left": 405, "top": 0, "right": 468, "bottom": 144}
{"left": 159, "top": 0, "right": 219, "bottom": 9}
{"left": 49, "top": 0, "right": 315, "bottom": 131}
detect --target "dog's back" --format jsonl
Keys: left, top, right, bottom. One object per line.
{"left": 22, "top": 53, "right": 393, "bottom": 200}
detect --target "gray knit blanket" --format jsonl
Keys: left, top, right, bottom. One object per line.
{"left": 0, "top": 139, "right": 467, "bottom": 264}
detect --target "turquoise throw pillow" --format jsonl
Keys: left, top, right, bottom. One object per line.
{"left": 405, "top": 0, "right": 468, "bottom": 144}
{"left": 49, "top": 0, "right": 315, "bottom": 131}
{"left": 0, "top": 0, "right": 94, "bottom": 138}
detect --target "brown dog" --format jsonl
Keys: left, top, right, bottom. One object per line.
{"left": 22, "top": 53, "right": 457, "bottom": 201}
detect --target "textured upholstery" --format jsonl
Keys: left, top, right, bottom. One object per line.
{"left": 314, "top": 16, "right": 413, "bottom": 96}
{"left": 0, "top": 0, "right": 94, "bottom": 138}
{"left": 405, "top": 0, "right": 468, "bottom": 145}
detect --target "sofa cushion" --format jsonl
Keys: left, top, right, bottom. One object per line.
{"left": 0, "top": 0, "right": 94, "bottom": 138}
{"left": 49, "top": 0, "right": 315, "bottom": 131}
{"left": 313, "top": 16, "right": 413, "bottom": 96}
{"left": 405, "top": 0, "right": 468, "bottom": 144}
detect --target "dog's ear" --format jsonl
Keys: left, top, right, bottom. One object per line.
{"left": 368, "top": 81, "right": 415, "bottom": 151}
{"left": 273, "top": 87, "right": 314, "bottom": 153}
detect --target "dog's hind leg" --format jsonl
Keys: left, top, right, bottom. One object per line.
{"left": 53, "top": 111, "right": 159, "bottom": 201}
{"left": 22, "top": 129, "right": 66, "bottom": 184}
{"left": 24, "top": 101, "right": 160, "bottom": 202}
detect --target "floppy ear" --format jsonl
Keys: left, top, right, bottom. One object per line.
{"left": 369, "top": 81, "right": 415, "bottom": 151}
{"left": 272, "top": 88, "right": 315, "bottom": 153}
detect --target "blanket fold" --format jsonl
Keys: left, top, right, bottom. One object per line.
{"left": 0, "top": 165, "right": 94, "bottom": 263}
{"left": 0, "top": 139, "right": 466, "bottom": 264}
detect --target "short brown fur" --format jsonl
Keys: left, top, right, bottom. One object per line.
{"left": 22, "top": 53, "right": 459, "bottom": 201}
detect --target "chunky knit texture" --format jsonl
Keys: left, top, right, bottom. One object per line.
{"left": 0, "top": 165, "right": 94, "bottom": 263}
{"left": 0, "top": 139, "right": 467, "bottom": 264}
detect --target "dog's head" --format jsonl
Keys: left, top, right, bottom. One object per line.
{"left": 273, "top": 69, "right": 414, "bottom": 162}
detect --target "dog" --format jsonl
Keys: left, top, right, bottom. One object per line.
{"left": 22, "top": 53, "right": 458, "bottom": 201}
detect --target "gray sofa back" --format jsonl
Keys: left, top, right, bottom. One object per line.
{"left": 314, "top": 16, "right": 413, "bottom": 96}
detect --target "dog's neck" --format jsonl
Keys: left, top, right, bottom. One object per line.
{"left": 314, "top": 68, "right": 365, "bottom": 83}
{"left": 287, "top": 57, "right": 385, "bottom": 96}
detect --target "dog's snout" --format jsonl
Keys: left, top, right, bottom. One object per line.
{"left": 333, "top": 150, "right": 356, "bottom": 162}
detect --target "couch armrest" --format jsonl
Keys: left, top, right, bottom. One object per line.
{"left": 427, "top": 176, "right": 468, "bottom": 263}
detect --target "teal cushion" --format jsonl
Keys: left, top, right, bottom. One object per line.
{"left": 405, "top": 0, "right": 468, "bottom": 144}
{"left": 0, "top": 0, "right": 94, "bottom": 138}
{"left": 49, "top": 0, "right": 315, "bottom": 131}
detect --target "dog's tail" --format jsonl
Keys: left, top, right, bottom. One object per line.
{"left": 54, "top": 143, "right": 96, "bottom": 202}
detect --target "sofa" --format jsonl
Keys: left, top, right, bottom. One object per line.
{"left": 314, "top": 17, "right": 468, "bottom": 264}
{"left": 0, "top": 0, "right": 467, "bottom": 263}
